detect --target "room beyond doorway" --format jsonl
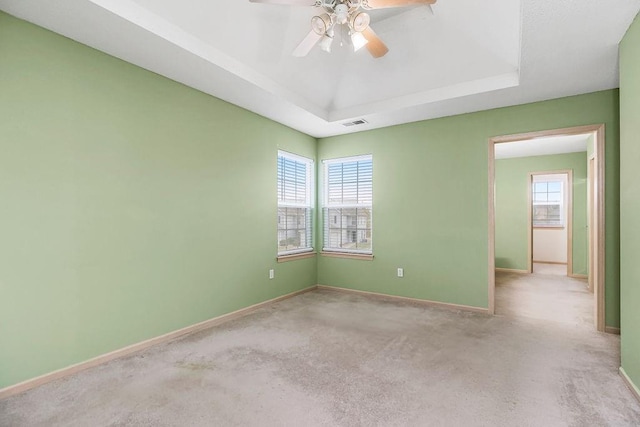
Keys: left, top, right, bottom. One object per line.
{"left": 530, "top": 171, "right": 572, "bottom": 277}
{"left": 488, "top": 124, "right": 606, "bottom": 332}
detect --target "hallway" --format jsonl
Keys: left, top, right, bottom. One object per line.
{"left": 496, "top": 263, "right": 593, "bottom": 329}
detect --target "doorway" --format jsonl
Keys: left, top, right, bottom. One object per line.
{"left": 488, "top": 124, "right": 606, "bottom": 332}
{"left": 529, "top": 171, "right": 572, "bottom": 276}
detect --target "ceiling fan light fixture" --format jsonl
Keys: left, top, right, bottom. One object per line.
{"left": 252, "top": 0, "right": 393, "bottom": 58}
{"left": 311, "top": 13, "right": 332, "bottom": 35}
{"left": 350, "top": 12, "right": 370, "bottom": 32}
{"left": 350, "top": 31, "right": 368, "bottom": 51}
{"left": 319, "top": 34, "right": 334, "bottom": 52}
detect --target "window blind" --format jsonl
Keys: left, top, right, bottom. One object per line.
{"left": 323, "top": 155, "right": 373, "bottom": 254}
{"left": 277, "top": 151, "right": 313, "bottom": 255}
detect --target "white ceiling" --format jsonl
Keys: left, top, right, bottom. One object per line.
{"left": 1, "top": 0, "right": 639, "bottom": 138}
{"left": 495, "top": 134, "right": 590, "bottom": 160}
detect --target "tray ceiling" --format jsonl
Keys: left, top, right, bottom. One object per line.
{"left": 1, "top": 0, "right": 639, "bottom": 137}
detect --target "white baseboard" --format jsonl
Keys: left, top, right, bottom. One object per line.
{"left": 533, "top": 261, "right": 567, "bottom": 265}
{"left": 495, "top": 268, "right": 529, "bottom": 274}
{"left": 316, "top": 285, "right": 489, "bottom": 314}
{"left": 569, "top": 274, "right": 589, "bottom": 279}
{"left": 0, "top": 286, "right": 317, "bottom": 400}
{"left": 620, "top": 367, "right": 640, "bottom": 404}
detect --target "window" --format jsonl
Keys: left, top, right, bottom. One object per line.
{"left": 323, "top": 155, "right": 373, "bottom": 254}
{"left": 277, "top": 151, "right": 314, "bottom": 255}
{"left": 532, "top": 180, "right": 563, "bottom": 227}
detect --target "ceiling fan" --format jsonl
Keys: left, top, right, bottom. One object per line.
{"left": 250, "top": 0, "right": 437, "bottom": 58}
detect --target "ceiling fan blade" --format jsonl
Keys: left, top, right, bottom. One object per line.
{"left": 292, "top": 30, "right": 323, "bottom": 57}
{"left": 362, "top": 27, "right": 389, "bottom": 58}
{"left": 363, "top": 0, "right": 436, "bottom": 9}
{"left": 250, "top": 0, "right": 317, "bottom": 5}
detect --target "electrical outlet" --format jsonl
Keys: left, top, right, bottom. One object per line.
{"left": 397, "top": 268, "right": 404, "bottom": 278}
{"left": 269, "top": 269, "right": 274, "bottom": 280}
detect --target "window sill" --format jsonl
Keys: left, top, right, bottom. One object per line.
{"left": 277, "top": 252, "right": 316, "bottom": 263}
{"left": 533, "top": 226, "right": 565, "bottom": 230}
{"left": 320, "top": 251, "right": 374, "bottom": 261}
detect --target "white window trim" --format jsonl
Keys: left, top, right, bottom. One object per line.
{"left": 323, "top": 154, "right": 373, "bottom": 166}
{"left": 322, "top": 154, "right": 373, "bottom": 255}
{"left": 277, "top": 150, "right": 314, "bottom": 257}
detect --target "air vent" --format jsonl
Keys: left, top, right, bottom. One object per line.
{"left": 342, "top": 119, "right": 368, "bottom": 127}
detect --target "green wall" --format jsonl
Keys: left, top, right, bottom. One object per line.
{"left": 495, "top": 152, "right": 588, "bottom": 273}
{"left": 318, "top": 90, "right": 620, "bottom": 327}
{"left": 620, "top": 12, "right": 640, "bottom": 395}
{"left": 0, "top": 12, "right": 317, "bottom": 389}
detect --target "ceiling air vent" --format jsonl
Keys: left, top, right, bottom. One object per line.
{"left": 342, "top": 119, "right": 368, "bottom": 127}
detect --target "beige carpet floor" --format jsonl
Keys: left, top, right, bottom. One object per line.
{"left": 1, "top": 287, "right": 639, "bottom": 426}
{"left": 496, "top": 263, "right": 593, "bottom": 328}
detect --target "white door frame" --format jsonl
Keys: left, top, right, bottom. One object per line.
{"left": 588, "top": 156, "right": 596, "bottom": 293}
{"left": 488, "top": 124, "right": 606, "bottom": 332}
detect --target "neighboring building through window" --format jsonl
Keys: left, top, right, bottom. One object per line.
{"left": 323, "top": 155, "right": 373, "bottom": 254}
{"left": 277, "top": 151, "right": 314, "bottom": 255}
{"left": 532, "top": 179, "right": 564, "bottom": 226}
